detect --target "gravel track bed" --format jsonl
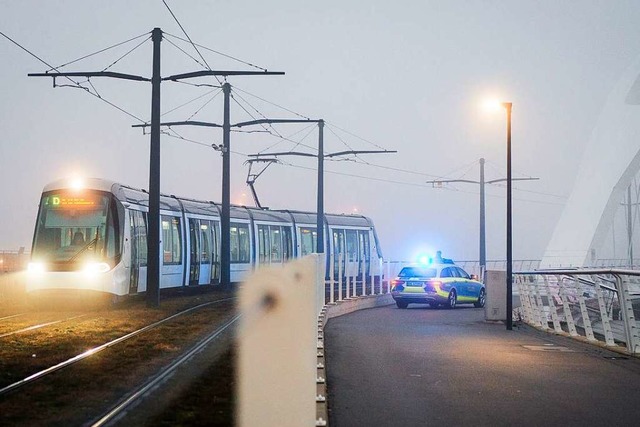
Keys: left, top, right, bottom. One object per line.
{"left": 0, "top": 289, "right": 236, "bottom": 425}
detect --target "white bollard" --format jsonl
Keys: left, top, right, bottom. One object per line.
{"left": 370, "top": 257, "right": 374, "bottom": 296}
{"left": 329, "top": 252, "right": 335, "bottom": 304}
{"left": 345, "top": 256, "right": 351, "bottom": 299}
{"left": 352, "top": 256, "right": 357, "bottom": 297}
{"left": 338, "top": 253, "right": 343, "bottom": 301}
{"left": 238, "top": 256, "right": 318, "bottom": 427}
{"left": 361, "top": 257, "right": 367, "bottom": 296}
{"left": 378, "top": 258, "right": 383, "bottom": 294}
{"left": 385, "top": 260, "right": 391, "bottom": 293}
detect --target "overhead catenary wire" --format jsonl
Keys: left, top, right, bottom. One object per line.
{"left": 183, "top": 89, "right": 224, "bottom": 122}
{"left": 101, "top": 35, "right": 151, "bottom": 72}
{"left": 49, "top": 32, "right": 150, "bottom": 71}
{"left": 1, "top": 31, "right": 147, "bottom": 123}
{"left": 161, "top": 88, "right": 222, "bottom": 118}
{"left": 230, "top": 90, "right": 284, "bottom": 137}
{"left": 325, "top": 121, "right": 389, "bottom": 151}
{"left": 161, "top": 128, "right": 221, "bottom": 150}
{"left": 163, "top": 33, "right": 268, "bottom": 72}
{"left": 257, "top": 123, "right": 317, "bottom": 155}
{"left": 229, "top": 89, "right": 319, "bottom": 152}
{"left": 162, "top": 0, "right": 220, "bottom": 87}
{"left": 229, "top": 91, "right": 317, "bottom": 153}
{"left": 232, "top": 85, "right": 310, "bottom": 119}
{"left": 164, "top": 35, "right": 209, "bottom": 70}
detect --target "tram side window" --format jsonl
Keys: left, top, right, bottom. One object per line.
{"left": 200, "top": 221, "right": 211, "bottom": 263}
{"left": 300, "top": 227, "right": 316, "bottom": 256}
{"left": 131, "top": 210, "right": 147, "bottom": 266}
{"left": 162, "top": 216, "right": 182, "bottom": 264}
{"left": 358, "top": 230, "right": 370, "bottom": 274}
{"left": 282, "top": 226, "right": 292, "bottom": 261}
{"left": 105, "top": 201, "right": 118, "bottom": 259}
{"left": 346, "top": 230, "right": 359, "bottom": 263}
{"left": 138, "top": 212, "right": 147, "bottom": 266}
{"left": 333, "top": 229, "right": 345, "bottom": 273}
{"left": 258, "top": 225, "right": 270, "bottom": 263}
{"left": 270, "top": 227, "right": 282, "bottom": 263}
{"left": 231, "top": 223, "right": 250, "bottom": 263}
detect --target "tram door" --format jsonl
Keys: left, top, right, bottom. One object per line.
{"left": 211, "top": 220, "right": 220, "bottom": 284}
{"left": 198, "top": 221, "right": 212, "bottom": 284}
{"left": 129, "top": 210, "right": 146, "bottom": 294}
{"left": 358, "top": 230, "right": 370, "bottom": 277}
{"left": 188, "top": 218, "right": 200, "bottom": 286}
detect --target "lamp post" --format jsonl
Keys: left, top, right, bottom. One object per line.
{"left": 481, "top": 98, "right": 514, "bottom": 330}
{"left": 503, "top": 102, "right": 513, "bottom": 331}
{"left": 427, "top": 154, "right": 536, "bottom": 283}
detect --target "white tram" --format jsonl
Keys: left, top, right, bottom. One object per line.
{"left": 26, "top": 178, "right": 383, "bottom": 297}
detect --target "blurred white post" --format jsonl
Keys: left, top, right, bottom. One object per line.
{"left": 351, "top": 256, "right": 356, "bottom": 297}
{"left": 238, "top": 256, "right": 319, "bottom": 427}
{"left": 370, "top": 257, "right": 375, "bottom": 295}
{"left": 329, "top": 252, "right": 335, "bottom": 304}
{"left": 385, "top": 260, "right": 391, "bottom": 293}
{"left": 378, "top": 258, "right": 383, "bottom": 294}
{"left": 361, "top": 256, "right": 367, "bottom": 296}
{"left": 345, "top": 256, "right": 351, "bottom": 299}
{"left": 338, "top": 253, "right": 343, "bottom": 301}
{"left": 316, "top": 254, "right": 326, "bottom": 315}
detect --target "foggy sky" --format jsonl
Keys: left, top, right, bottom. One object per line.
{"left": 2, "top": 0, "right": 640, "bottom": 262}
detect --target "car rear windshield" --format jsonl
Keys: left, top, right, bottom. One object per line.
{"left": 398, "top": 267, "right": 437, "bottom": 278}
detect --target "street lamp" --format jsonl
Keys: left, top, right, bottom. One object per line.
{"left": 496, "top": 101, "right": 514, "bottom": 331}
{"left": 482, "top": 98, "right": 514, "bottom": 330}
{"left": 426, "top": 156, "right": 536, "bottom": 281}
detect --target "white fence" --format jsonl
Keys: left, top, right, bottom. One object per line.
{"left": 515, "top": 268, "right": 640, "bottom": 354}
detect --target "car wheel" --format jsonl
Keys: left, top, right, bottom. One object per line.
{"left": 396, "top": 301, "right": 408, "bottom": 309}
{"left": 474, "top": 288, "right": 486, "bottom": 308}
{"left": 446, "top": 289, "right": 457, "bottom": 309}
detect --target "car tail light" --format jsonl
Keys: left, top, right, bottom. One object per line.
{"left": 427, "top": 280, "right": 442, "bottom": 291}
{"left": 391, "top": 279, "right": 405, "bottom": 291}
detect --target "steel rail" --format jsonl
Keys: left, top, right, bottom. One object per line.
{"left": 91, "top": 313, "right": 241, "bottom": 427}
{"left": 0, "top": 313, "right": 26, "bottom": 322}
{"left": 0, "top": 297, "right": 235, "bottom": 397}
{"left": 0, "top": 314, "right": 89, "bottom": 338}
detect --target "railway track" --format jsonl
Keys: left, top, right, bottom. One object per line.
{"left": 92, "top": 313, "right": 240, "bottom": 426}
{"left": 0, "top": 313, "right": 89, "bottom": 338}
{"left": 0, "top": 293, "right": 237, "bottom": 426}
{"left": 0, "top": 313, "right": 26, "bottom": 321}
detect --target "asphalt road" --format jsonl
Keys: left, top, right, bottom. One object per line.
{"left": 325, "top": 304, "right": 640, "bottom": 427}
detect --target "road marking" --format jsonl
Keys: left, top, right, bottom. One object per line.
{"left": 522, "top": 345, "right": 574, "bottom": 352}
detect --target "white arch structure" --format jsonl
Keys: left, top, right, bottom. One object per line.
{"left": 542, "top": 57, "right": 640, "bottom": 267}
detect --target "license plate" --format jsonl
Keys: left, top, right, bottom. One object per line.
{"left": 406, "top": 281, "right": 423, "bottom": 287}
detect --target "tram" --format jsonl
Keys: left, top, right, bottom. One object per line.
{"left": 26, "top": 178, "right": 383, "bottom": 297}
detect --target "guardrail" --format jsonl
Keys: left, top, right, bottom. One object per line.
{"left": 514, "top": 269, "right": 640, "bottom": 354}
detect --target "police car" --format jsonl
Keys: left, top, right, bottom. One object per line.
{"left": 390, "top": 263, "right": 485, "bottom": 309}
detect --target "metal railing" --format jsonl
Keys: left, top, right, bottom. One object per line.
{"left": 515, "top": 268, "right": 640, "bottom": 354}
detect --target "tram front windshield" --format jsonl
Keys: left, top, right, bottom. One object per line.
{"left": 32, "top": 191, "right": 121, "bottom": 267}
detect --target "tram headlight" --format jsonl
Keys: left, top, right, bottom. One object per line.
{"left": 83, "top": 262, "right": 110, "bottom": 274}
{"left": 27, "top": 262, "right": 46, "bottom": 274}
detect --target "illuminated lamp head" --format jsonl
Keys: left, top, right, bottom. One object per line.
{"left": 70, "top": 177, "right": 85, "bottom": 191}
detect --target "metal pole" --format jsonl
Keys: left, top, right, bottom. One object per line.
{"left": 317, "top": 120, "right": 325, "bottom": 254}
{"left": 146, "top": 27, "right": 162, "bottom": 307}
{"left": 479, "top": 158, "right": 486, "bottom": 274}
{"left": 628, "top": 185, "right": 633, "bottom": 267}
{"left": 505, "top": 102, "right": 513, "bottom": 330}
{"left": 221, "top": 82, "right": 231, "bottom": 288}
{"left": 329, "top": 252, "right": 335, "bottom": 304}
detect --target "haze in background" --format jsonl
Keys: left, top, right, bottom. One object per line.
{"left": 2, "top": 1, "right": 640, "bottom": 262}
